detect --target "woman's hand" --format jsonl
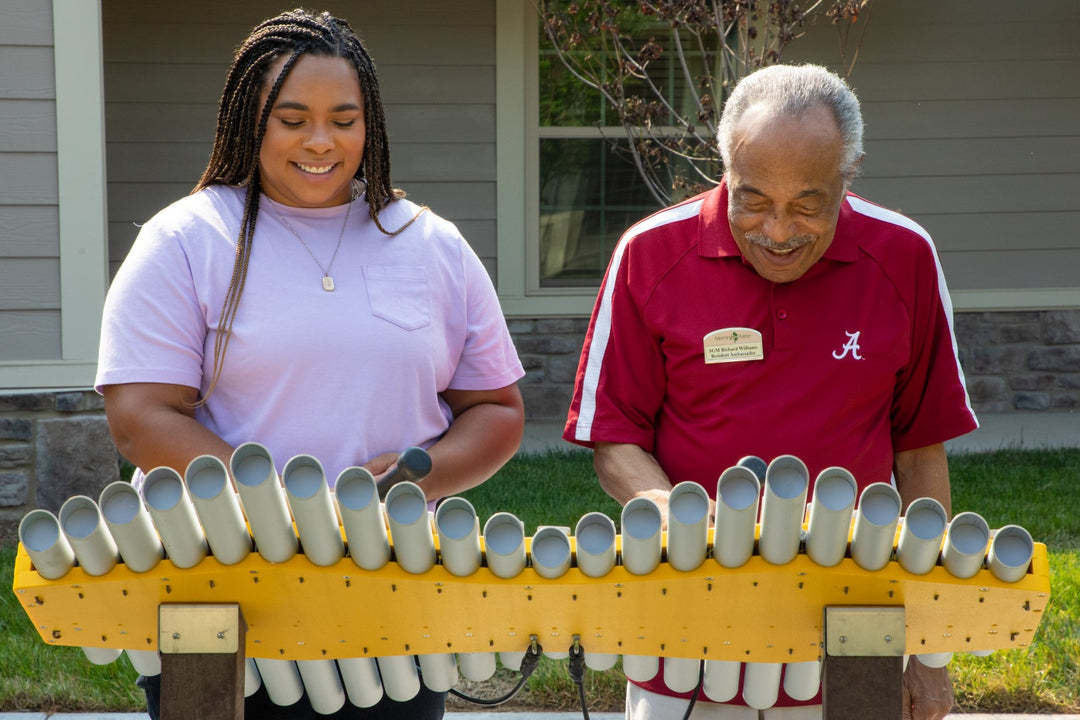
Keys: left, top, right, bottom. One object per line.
{"left": 361, "top": 452, "right": 400, "bottom": 481}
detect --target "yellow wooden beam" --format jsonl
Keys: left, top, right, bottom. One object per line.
{"left": 12, "top": 533, "right": 1050, "bottom": 663}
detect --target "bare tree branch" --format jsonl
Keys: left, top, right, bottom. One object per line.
{"left": 538, "top": 0, "right": 873, "bottom": 207}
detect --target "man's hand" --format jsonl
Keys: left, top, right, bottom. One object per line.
{"left": 902, "top": 656, "right": 955, "bottom": 720}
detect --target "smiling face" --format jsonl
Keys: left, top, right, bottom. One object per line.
{"left": 257, "top": 53, "right": 366, "bottom": 208}
{"left": 726, "top": 103, "right": 851, "bottom": 284}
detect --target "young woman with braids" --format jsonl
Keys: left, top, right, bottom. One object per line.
{"left": 95, "top": 9, "right": 524, "bottom": 719}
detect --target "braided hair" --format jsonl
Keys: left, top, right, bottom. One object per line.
{"left": 193, "top": 8, "right": 416, "bottom": 403}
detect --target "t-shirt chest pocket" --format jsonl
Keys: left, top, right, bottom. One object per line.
{"left": 363, "top": 265, "right": 432, "bottom": 331}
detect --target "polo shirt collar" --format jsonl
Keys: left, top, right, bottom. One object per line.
{"left": 698, "top": 182, "right": 859, "bottom": 263}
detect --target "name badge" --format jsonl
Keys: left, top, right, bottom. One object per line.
{"left": 703, "top": 327, "right": 764, "bottom": 364}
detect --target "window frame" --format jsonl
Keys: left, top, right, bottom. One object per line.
{"left": 495, "top": 0, "right": 597, "bottom": 317}
{"left": 0, "top": 0, "right": 108, "bottom": 390}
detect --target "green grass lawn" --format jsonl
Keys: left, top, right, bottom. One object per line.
{"left": 2, "top": 448, "right": 1078, "bottom": 713}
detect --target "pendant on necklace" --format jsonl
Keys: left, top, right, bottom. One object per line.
{"left": 322, "top": 276, "right": 336, "bottom": 292}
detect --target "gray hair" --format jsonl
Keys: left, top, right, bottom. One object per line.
{"left": 718, "top": 64, "right": 864, "bottom": 186}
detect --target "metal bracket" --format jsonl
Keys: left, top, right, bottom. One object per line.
{"left": 825, "top": 606, "right": 905, "bottom": 657}
{"left": 158, "top": 604, "right": 243, "bottom": 655}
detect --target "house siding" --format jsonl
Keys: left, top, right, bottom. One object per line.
{"left": 102, "top": 0, "right": 498, "bottom": 277}
{"left": 784, "top": 0, "right": 1080, "bottom": 294}
{"left": 0, "top": 0, "right": 60, "bottom": 362}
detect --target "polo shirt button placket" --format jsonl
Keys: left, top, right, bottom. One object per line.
{"left": 777, "top": 309, "right": 788, "bottom": 320}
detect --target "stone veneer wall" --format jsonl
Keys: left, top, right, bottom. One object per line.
{"left": 0, "top": 391, "right": 120, "bottom": 545}
{"left": 954, "top": 311, "right": 1080, "bottom": 412}
{"left": 2, "top": 309, "right": 1078, "bottom": 543}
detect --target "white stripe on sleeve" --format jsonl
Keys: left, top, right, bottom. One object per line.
{"left": 574, "top": 199, "right": 707, "bottom": 441}
{"left": 845, "top": 196, "right": 978, "bottom": 428}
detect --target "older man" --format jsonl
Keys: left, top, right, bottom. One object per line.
{"left": 564, "top": 64, "right": 977, "bottom": 720}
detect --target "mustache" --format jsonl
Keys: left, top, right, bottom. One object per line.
{"left": 744, "top": 233, "right": 815, "bottom": 251}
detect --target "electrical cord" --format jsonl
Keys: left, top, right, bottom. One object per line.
{"left": 567, "top": 638, "right": 590, "bottom": 720}
{"left": 446, "top": 640, "right": 544, "bottom": 707}
{"left": 680, "top": 659, "right": 706, "bottom": 720}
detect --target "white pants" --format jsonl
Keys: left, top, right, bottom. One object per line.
{"left": 626, "top": 682, "right": 823, "bottom": 720}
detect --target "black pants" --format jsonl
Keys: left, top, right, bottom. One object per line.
{"left": 138, "top": 673, "right": 446, "bottom": 719}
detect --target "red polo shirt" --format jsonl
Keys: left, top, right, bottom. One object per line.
{"left": 566, "top": 182, "right": 976, "bottom": 492}
{"left": 563, "top": 183, "right": 978, "bottom": 705}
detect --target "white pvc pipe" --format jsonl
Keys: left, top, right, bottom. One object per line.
{"left": 805, "top": 467, "right": 857, "bottom": 568}
{"left": 335, "top": 467, "right": 390, "bottom": 571}
{"left": 125, "top": 649, "right": 161, "bottom": 677}
{"left": 82, "top": 646, "right": 123, "bottom": 665}
{"left": 988, "top": 524, "right": 1034, "bottom": 583}
{"left": 713, "top": 466, "right": 760, "bottom": 569}
{"left": 623, "top": 655, "right": 659, "bottom": 683}
{"left": 941, "top": 511, "right": 990, "bottom": 579}
{"left": 702, "top": 659, "right": 740, "bottom": 702}
{"left": 666, "top": 481, "right": 709, "bottom": 571}
{"left": 499, "top": 651, "right": 526, "bottom": 672}
{"left": 782, "top": 660, "right": 821, "bottom": 702}
{"left": 458, "top": 651, "right": 497, "bottom": 681}
{"left": 759, "top": 455, "right": 809, "bottom": 566}
{"left": 435, "top": 497, "right": 482, "bottom": 577}
{"left": 337, "top": 656, "right": 383, "bottom": 708}
{"left": 99, "top": 481, "right": 163, "bottom": 573}
{"left": 418, "top": 653, "right": 459, "bottom": 692}
{"left": 230, "top": 442, "right": 298, "bottom": 564}
{"left": 21, "top": 506, "right": 123, "bottom": 669}
{"left": 896, "top": 497, "right": 948, "bottom": 575}
{"left": 296, "top": 658, "right": 346, "bottom": 715}
{"left": 142, "top": 466, "right": 208, "bottom": 569}
{"left": 253, "top": 658, "right": 304, "bottom": 707}
{"left": 570, "top": 515, "right": 622, "bottom": 673}
{"left": 574, "top": 511, "right": 616, "bottom": 578}
{"left": 742, "top": 662, "right": 783, "bottom": 709}
{"left": 385, "top": 482, "right": 435, "bottom": 574}
{"left": 483, "top": 512, "right": 526, "bottom": 578}
{"left": 59, "top": 495, "right": 119, "bottom": 577}
{"left": 185, "top": 455, "right": 252, "bottom": 566}
{"left": 620, "top": 496, "right": 663, "bottom": 575}
{"left": 530, "top": 526, "right": 571, "bottom": 579}
{"left": 663, "top": 657, "right": 700, "bottom": 694}
{"left": 283, "top": 454, "right": 344, "bottom": 567}
{"left": 376, "top": 654, "right": 421, "bottom": 702}
{"left": 244, "top": 657, "right": 262, "bottom": 697}
{"left": 19, "top": 509, "right": 75, "bottom": 580}
{"left": 430, "top": 496, "right": 481, "bottom": 688}
{"left": 584, "top": 651, "right": 618, "bottom": 671}
{"left": 915, "top": 652, "right": 953, "bottom": 668}
{"left": 851, "top": 483, "right": 901, "bottom": 572}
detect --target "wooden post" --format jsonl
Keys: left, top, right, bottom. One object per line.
{"left": 822, "top": 606, "right": 905, "bottom": 720}
{"left": 159, "top": 604, "right": 245, "bottom": 720}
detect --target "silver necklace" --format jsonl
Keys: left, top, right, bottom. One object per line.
{"left": 275, "top": 199, "right": 353, "bottom": 292}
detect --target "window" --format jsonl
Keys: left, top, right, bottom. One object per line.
{"left": 494, "top": 2, "right": 721, "bottom": 316}
{"left": 536, "top": 5, "right": 722, "bottom": 288}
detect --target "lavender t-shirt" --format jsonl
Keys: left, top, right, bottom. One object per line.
{"left": 96, "top": 186, "right": 524, "bottom": 486}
